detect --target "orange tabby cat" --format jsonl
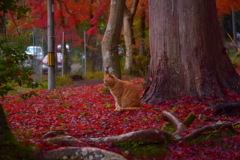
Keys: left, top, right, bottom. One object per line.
{"left": 103, "top": 73, "right": 141, "bottom": 111}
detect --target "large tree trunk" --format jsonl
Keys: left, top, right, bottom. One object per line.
{"left": 102, "top": 0, "right": 125, "bottom": 79}
{"left": 142, "top": 0, "right": 240, "bottom": 104}
{"left": 123, "top": 0, "right": 139, "bottom": 74}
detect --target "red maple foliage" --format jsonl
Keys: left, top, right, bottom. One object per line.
{"left": 86, "top": 26, "right": 98, "bottom": 36}
{"left": 2, "top": 78, "right": 240, "bottom": 159}
{"left": 216, "top": 0, "right": 240, "bottom": 16}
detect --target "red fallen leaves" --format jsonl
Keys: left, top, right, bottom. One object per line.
{"left": 236, "top": 65, "right": 240, "bottom": 74}
{"left": 2, "top": 78, "right": 240, "bottom": 159}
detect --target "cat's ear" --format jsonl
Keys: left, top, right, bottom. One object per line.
{"left": 104, "top": 73, "right": 109, "bottom": 77}
{"left": 108, "top": 74, "right": 114, "bottom": 78}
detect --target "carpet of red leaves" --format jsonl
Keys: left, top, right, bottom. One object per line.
{"left": 2, "top": 78, "right": 240, "bottom": 160}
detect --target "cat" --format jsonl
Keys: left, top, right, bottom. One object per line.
{"left": 103, "top": 73, "right": 141, "bottom": 111}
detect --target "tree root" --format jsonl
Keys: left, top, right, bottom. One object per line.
{"left": 42, "top": 135, "right": 84, "bottom": 146}
{"left": 88, "top": 128, "right": 172, "bottom": 144}
{"left": 181, "top": 122, "right": 238, "bottom": 142}
{"left": 161, "top": 110, "right": 186, "bottom": 137}
{"left": 213, "top": 100, "right": 240, "bottom": 116}
{"left": 38, "top": 111, "right": 238, "bottom": 159}
{"left": 42, "top": 129, "right": 69, "bottom": 139}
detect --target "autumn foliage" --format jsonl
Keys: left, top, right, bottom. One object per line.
{"left": 216, "top": 0, "right": 240, "bottom": 16}
{"left": 1, "top": 1, "right": 240, "bottom": 158}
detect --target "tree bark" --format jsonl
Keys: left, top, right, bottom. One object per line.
{"left": 102, "top": 0, "right": 126, "bottom": 79}
{"left": 213, "top": 100, "right": 240, "bottom": 116}
{"left": 139, "top": 3, "right": 146, "bottom": 56}
{"left": 142, "top": 0, "right": 240, "bottom": 104}
{"left": 123, "top": 0, "right": 139, "bottom": 74}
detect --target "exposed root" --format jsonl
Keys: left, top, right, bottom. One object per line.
{"left": 88, "top": 129, "right": 172, "bottom": 144}
{"left": 37, "top": 111, "right": 238, "bottom": 159}
{"left": 43, "top": 135, "right": 84, "bottom": 146}
{"left": 181, "top": 122, "right": 238, "bottom": 142}
{"left": 161, "top": 110, "right": 186, "bottom": 137}
{"left": 41, "top": 129, "right": 69, "bottom": 139}
{"left": 213, "top": 101, "right": 240, "bottom": 116}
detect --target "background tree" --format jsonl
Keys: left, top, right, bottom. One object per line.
{"left": 0, "top": 44, "right": 38, "bottom": 159}
{"left": 85, "top": 0, "right": 110, "bottom": 73}
{"left": 0, "top": 1, "right": 41, "bottom": 159}
{"left": 138, "top": 1, "right": 148, "bottom": 56}
{"left": 142, "top": 0, "right": 240, "bottom": 104}
{"left": 101, "top": 0, "right": 126, "bottom": 78}
{"left": 0, "top": 0, "right": 30, "bottom": 37}
{"left": 123, "top": 0, "right": 139, "bottom": 74}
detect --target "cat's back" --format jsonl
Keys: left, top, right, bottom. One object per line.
{"left": 121, "top": 80, "right": 141, "bottom": 107}
{"left": 122, "top": 80, "right": 140, "bottom": 96}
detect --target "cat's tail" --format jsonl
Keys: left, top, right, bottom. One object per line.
{"left": 116, "top": 107, "right": 142, "bottom": 111}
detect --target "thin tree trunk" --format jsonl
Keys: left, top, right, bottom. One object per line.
{"left": 0, "top": 13, "right": 6, "bottom": 37}
{"left": 231, "top": 7, "right": 237, "bottom": 51}
{"left": 142, "top": 0, "right": 240, "bottom": 104}
{"left": 139, "top": 3, "right": 146, "bottom": 56}
{"left": 102, "top": 0, "right": 126, "bottom": 79}
{"left": 123, "top": 0, "right": 139, "bottom": 74}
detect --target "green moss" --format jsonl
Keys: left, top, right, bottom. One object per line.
{"left": 84, "top": 72, "right": 104, "bottom": 79}
{"left": 161, "top": 122, "right": 175, "bottom": 133}
{"left": 0, "top": 122, "right": 36, "bottom": 160}
{"left": 187, "top": 129, "right": 236, "bottom": 145}
{"left": 183, "top": 112, "right": 196, "bottom": 127}
{"left": 105, "top": 103, "right": 113, "bottom": 108}
{"left": 102, "top": 87, "right": 110, "bottom": 94}
{"left": 0, "top": 144, "right": 38, "bottom": 160}
{"left": 228, "top": 49, "right": 240, "bottom": 64}
{"left": 63, "top": 103, "right": 70, "bottom": 107}
{"left": 233, "top": 122, "right": 240, "bottom": 128}
{"left": 114, "top": 141, "right": 168, "bottom": 159}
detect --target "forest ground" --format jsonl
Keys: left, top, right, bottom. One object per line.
{"left": 2, "top": 72, "right": 240, "bottom": 159}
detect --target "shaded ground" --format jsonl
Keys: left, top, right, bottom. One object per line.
{"left": 73, "top": 78, "right": 103, "bottom": 87}
{"left": 72, "top": 75, "right": 137, "bottom": 87}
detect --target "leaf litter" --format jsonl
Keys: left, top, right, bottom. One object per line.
{"left": 2, "top": 78, "right": 240, "bottom": 159}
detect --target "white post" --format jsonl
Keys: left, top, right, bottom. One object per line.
{"left": 84, "top": 31, "right": 87, "bottom": 75}
{"left": 62, "top": 32, "right": 64, "bottom": 77}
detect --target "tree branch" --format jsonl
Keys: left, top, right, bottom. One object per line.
{"left": 130, "top": 0, "right": 139, "bottom": 16}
